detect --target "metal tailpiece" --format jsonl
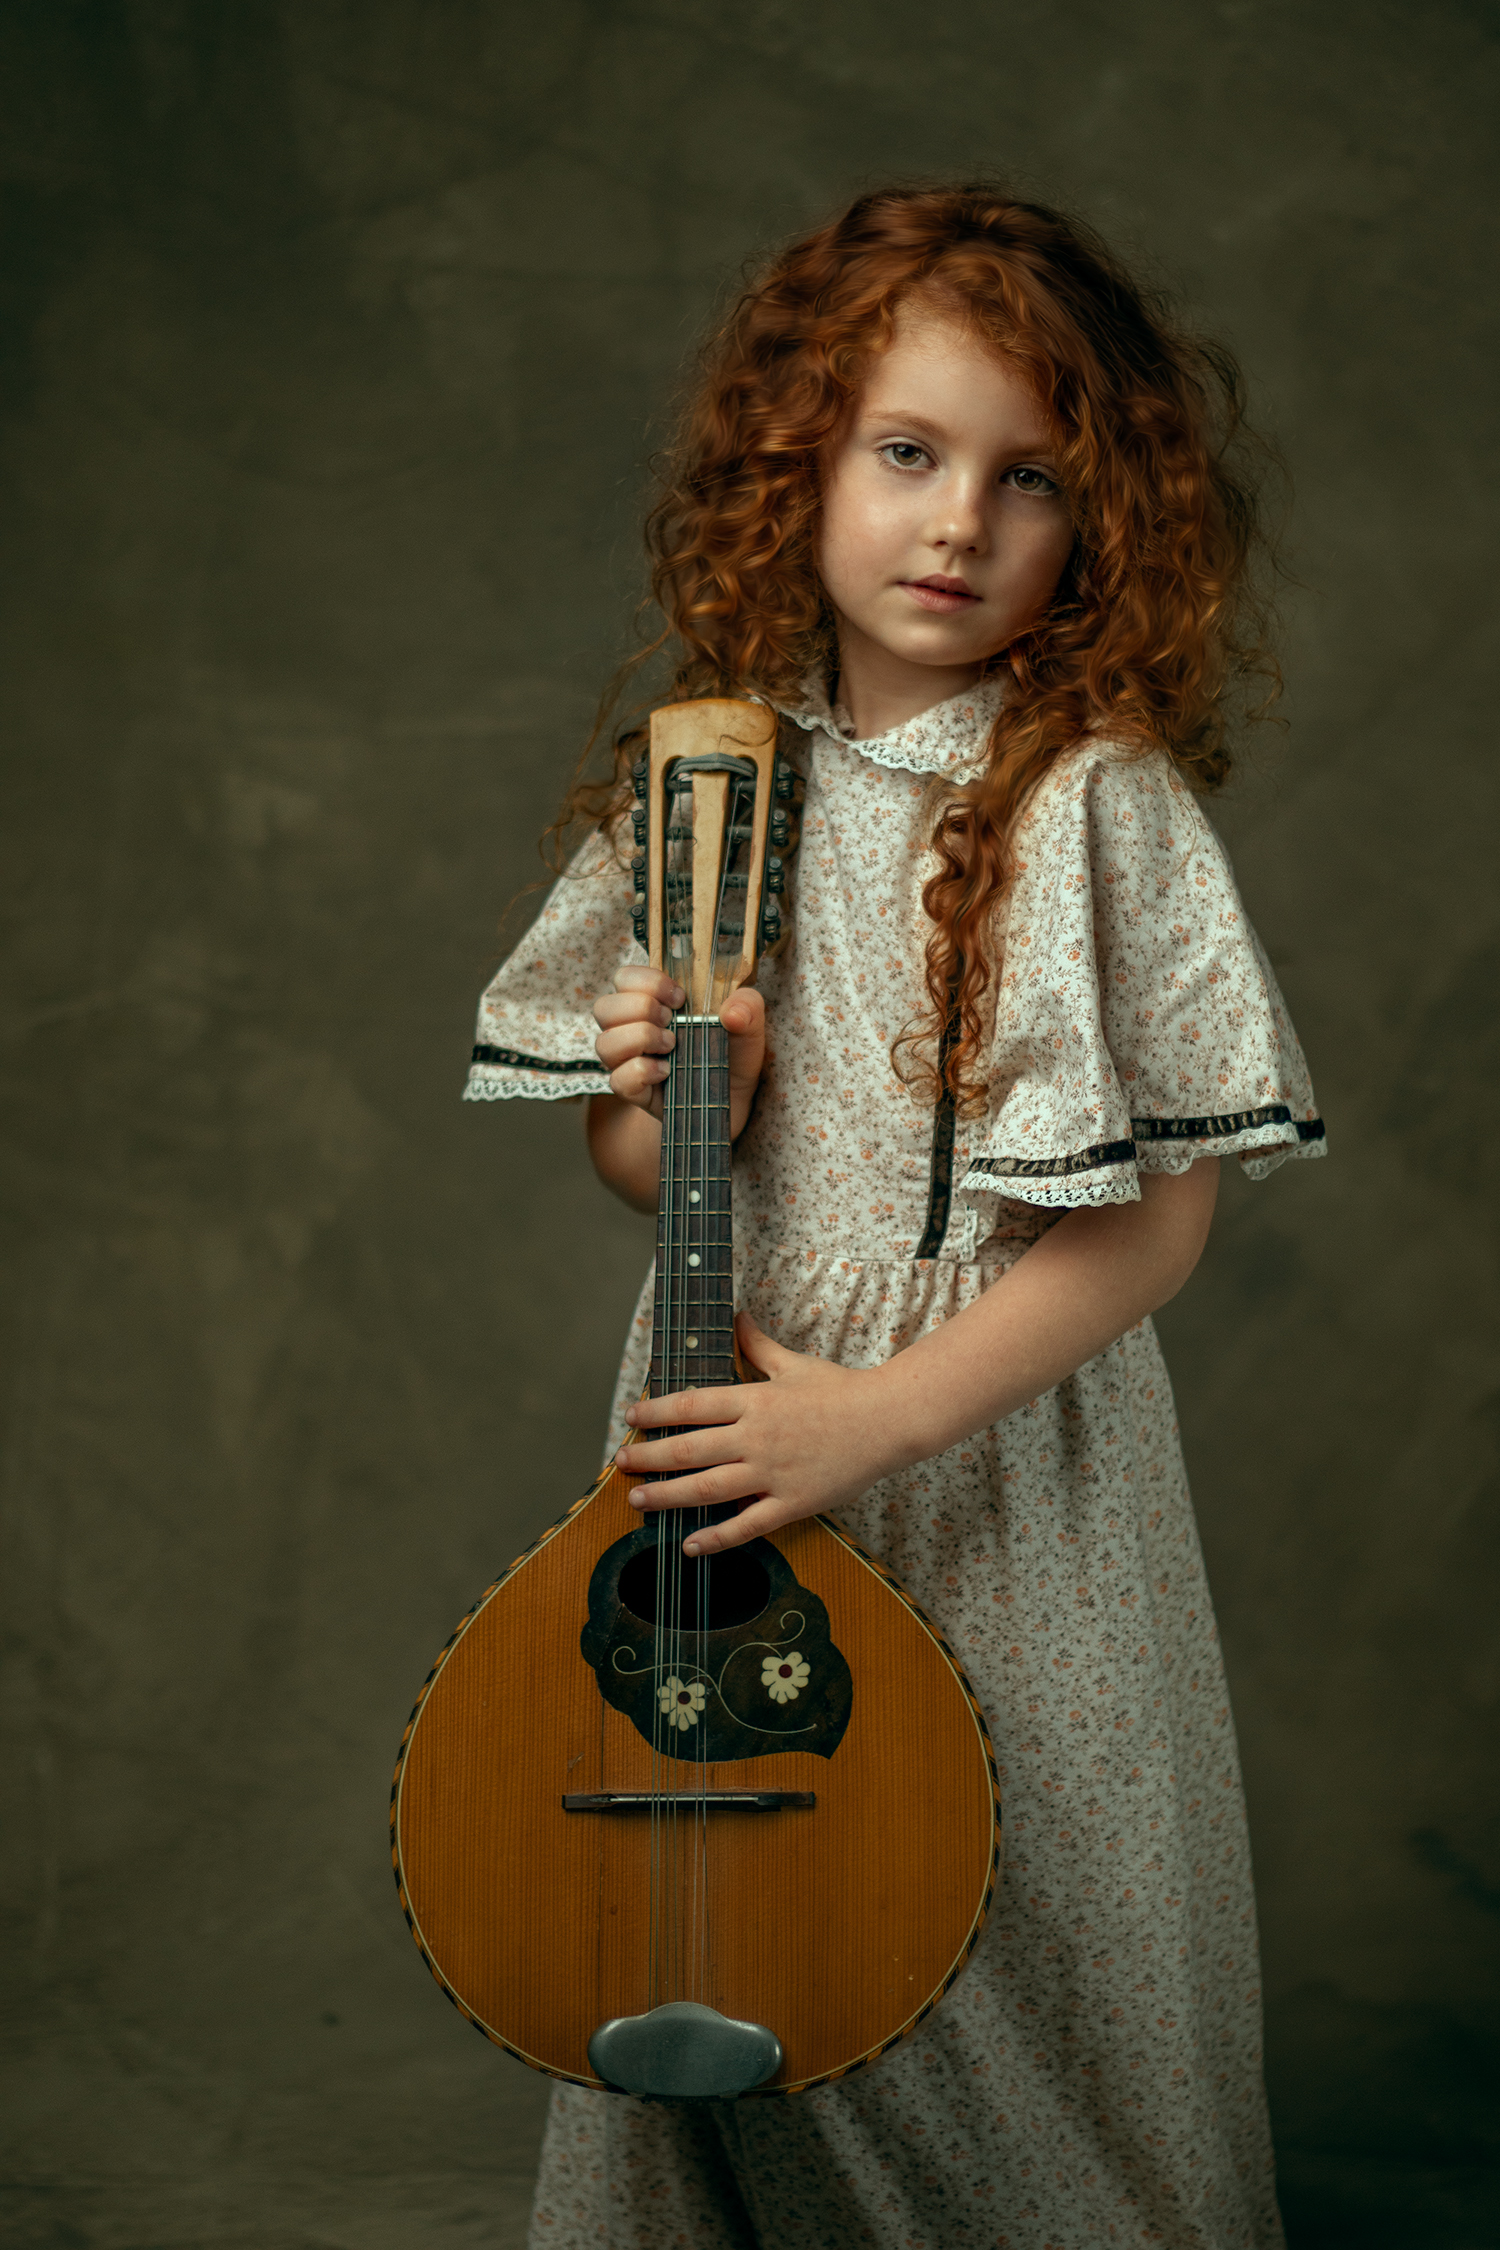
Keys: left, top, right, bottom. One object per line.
{"left": 587, "top": 2000, "right": 782, "bottom": 2100}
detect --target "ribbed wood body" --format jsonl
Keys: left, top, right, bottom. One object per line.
{"left": 391, "top": 1459, "right": 1001, "bottom": 2093}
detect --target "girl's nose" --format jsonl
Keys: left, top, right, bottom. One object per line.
{"left": 928, "top": 483, "right": 988, "bottom": 554}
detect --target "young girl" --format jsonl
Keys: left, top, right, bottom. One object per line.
{"left": 466, "top": 186, "right": 1323, "bottom": 2250}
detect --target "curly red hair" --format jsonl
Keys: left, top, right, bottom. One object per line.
{"left": 559, "top": 183, "right": 1277, "bottom": 1111}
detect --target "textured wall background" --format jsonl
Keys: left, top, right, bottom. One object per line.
{"left": 2, "top": 4, "right": 1496, "bottom": 2245}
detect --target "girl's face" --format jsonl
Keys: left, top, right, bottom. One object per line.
{"left": 816, "top": 304, "right": 1074, "bottom": 718}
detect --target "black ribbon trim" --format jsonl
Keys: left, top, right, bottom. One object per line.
{"left": 969, "top": 1138, "right": 1137, "bottom": 1182}
{"left": 967, "top": 1107, "right": 1326, "bottom": 1184}
{"left": 1131, "top": 1103, "right": 1325, "bottom": 1144}
{"left": 470, "top": 1044, "right": 604, "bottom": 1076}
{"left": 915, "top": 992, "right": 963, "bottom": 1260}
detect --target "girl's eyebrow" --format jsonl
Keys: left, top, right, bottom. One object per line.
{"left": 860, "top": 409, "right": 947, "bottom": 437}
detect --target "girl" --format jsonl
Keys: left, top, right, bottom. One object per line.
{"left": 466, "top": 186, "right": 1323, "bottom": 2250}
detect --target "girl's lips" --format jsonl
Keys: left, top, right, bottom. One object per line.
{"left": 900, "top": 579, "right": 980, "bottom": 614}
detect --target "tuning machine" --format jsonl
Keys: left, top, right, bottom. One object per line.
{"left": 630, "top": 841, "right": 649, "bottom": 947}
{"left": 756, "top": 755, "right": 801, "bottom": 954}
{"left": 768, "top": 755, "right": 800, "bottom": 853}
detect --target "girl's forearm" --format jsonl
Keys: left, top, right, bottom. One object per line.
{"left": 865, "top": 1161, "right": 1220, "bottom": 1471}
{"left": 585, "top": 1093, "right": 661, "bottom": 1214}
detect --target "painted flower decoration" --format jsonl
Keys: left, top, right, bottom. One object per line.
{"left": 762, "top": 1651, "right": 811, "bottom": 1704}
{"left": 658, "top": 1675, "right": 707, "bottom": 1730}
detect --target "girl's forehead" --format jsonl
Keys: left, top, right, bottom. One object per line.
{"left": 861, "top": 298, "right": 1017, "bottom": 388}
{"left": 854, "top": 306, "right": 1044, "bottom": 434}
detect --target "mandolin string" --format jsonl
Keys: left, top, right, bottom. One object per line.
{"left": 713, "top": 769, "right": 744, "bottom": 1997}
{"left": 650, "top": 851, "right": 670, "bottom": 2018}
{"left": 671, "top": 774, "right": 698, "bottom": 2004}
{"left": 671, "top": 780, "right": 693, "bottom": 2001}
{"left": 651, "top": 773, "right": 684, "bottom": 2013}
{"left": 670, "top": 1013, "right": 685, "bottom": 2003}
{"left": 697, "top": 886, "right": 715, "bottom": 1998}
{"left": 702, "top": 769, "right": 745, "bottom": 2001}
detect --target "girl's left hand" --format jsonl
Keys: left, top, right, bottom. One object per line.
{"left": 618, "top": 1313, "right": 897, "bottom": 1554}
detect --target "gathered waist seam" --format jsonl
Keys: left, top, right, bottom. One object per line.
{"left": 736, "top": 1240, "right": 1034, "bottom": 1270}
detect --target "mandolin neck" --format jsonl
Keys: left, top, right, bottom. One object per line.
{"left": 651, "top": 1015, "right": 734, "bottom": 1397}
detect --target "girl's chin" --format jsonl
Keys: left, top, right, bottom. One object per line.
{"left": 865, "top": 618, "right": 1002, "bottom": 669}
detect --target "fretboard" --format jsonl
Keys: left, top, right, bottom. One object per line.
{"left": 651, "top": 1016, "right": 734, "bottom": 1396}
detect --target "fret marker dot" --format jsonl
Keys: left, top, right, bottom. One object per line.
{"left": 689, "top": 1190, "right": 700, "bottom": 1204}
{"left": 686, "top": 1335, "right": 699, "bottom": 1349}
{"left": 688, "top": 1253, "right": 700, "bottom": 1267}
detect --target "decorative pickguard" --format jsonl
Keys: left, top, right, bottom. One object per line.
{"left": 580, "top": 1524, "right": 853, "bottom": 1763}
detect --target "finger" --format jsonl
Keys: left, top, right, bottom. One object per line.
{"left": 625, "top": 1385, "right": 746, "bottom": 1429}
{"left": 604, "top": 1056, "right": 670, "bottom": 1111}
{"left": 618, "top": 1425, "right": 745, "bottom": 1475}
{"left": 595, "top": 1020, "right": 674, "bottom": 1071}
{"left": 734, "top": 1310, "right": 805, "bottom": 1379}
{"left": 594, "top": 991, "right": 676, "bottom": 1033}
{"left": 719, "top": 987, "right": 764, "bottom": 1037}
{"left": 614, "top": 964, "right": 684, "bottom": 1006}
{"left": 630, "top": 1462, "right": 763, "bottom": 1511}
{"left": 682, "top": 1496, "right": 795, "bottom": 1555}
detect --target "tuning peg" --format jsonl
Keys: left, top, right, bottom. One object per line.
{"left": 632, "top": 806, "right": 647, "bottom": 844}
{"left": 760, "top": 901, "right": 781, "bottom": 947}
{"left": 631, "top": 756, "right": 648, "bottom": 800}
{"left": 631, "top": 906, "right": 647, "bottom": 945}
{"left": 631, "top": 853, "right": 646, "bottom": 894}
{"left": 769, "top": 807, "right": 790, "bottom": 848}
{"left": 773, "top": 758, "right": 796, "bottom": 802}
{"left": 766, "top": 855, "right": 785, "bottom": 895}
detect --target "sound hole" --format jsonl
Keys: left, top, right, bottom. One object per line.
{"left": 617, "top": 1543, "right": 771, "bottom": 1632}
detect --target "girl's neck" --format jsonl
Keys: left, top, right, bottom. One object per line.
{"left": 831, "top": 624, "right": 988, "bottom": 742}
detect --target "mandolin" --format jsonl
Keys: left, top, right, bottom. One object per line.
{"left": 392, "top": 697, "right": 1000, "bottom": 2100}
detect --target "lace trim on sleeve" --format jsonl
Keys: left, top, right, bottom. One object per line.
{"left": 465, "top": 1045, "right": 611, "bottom": 1103}
{"left": 958, "top": 1137, "right": 1140, "bottom": 1211}
{"left": 957, "top": 1106, "right": 1327, "bottom": 1206}
{"left": 1132, "top": 1103, "right": 1324, "bottom": 1147}
{"left": 1133, "top": 1105, "right": 1326, "bottom": 1172}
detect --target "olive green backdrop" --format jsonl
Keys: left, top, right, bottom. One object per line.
{"left": 2, "top": 4, "right": 1495, "bottom": 2245}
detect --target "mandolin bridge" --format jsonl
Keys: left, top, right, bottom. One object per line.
{"left": 561, "top": 1790, "right": 814, "bottom": 1812}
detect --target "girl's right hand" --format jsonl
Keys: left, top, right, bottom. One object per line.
{"left": 592, "top": 965, "right": 767, "bottom": 1137}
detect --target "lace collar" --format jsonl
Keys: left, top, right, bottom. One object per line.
{"left": 773, "top": 673, "right": 1004, "bottom": 785}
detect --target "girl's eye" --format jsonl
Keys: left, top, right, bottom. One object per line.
{"left": 878, "top": 441, "right": 931, "bottom": 471}
{"left": 1005, "top": 465, "right": 1060, "bottom": 497}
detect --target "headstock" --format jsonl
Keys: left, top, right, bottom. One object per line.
{"left": 628, "top": 699, "right": 799, "bottom": 1013}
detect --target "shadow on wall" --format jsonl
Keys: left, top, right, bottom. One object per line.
{"left": 1273, "top": 1973, "right": 1500, "bottom": 2246}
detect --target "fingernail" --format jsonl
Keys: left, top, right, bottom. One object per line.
{"left": 683, "top": 1541, "right": 701, "bottom": 1556}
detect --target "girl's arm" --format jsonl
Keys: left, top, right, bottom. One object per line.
{"left": 622, "top": 1158, "right": 1220, "bottom": 1555}
{"left": 584, "top": 1096, "right": 663, "bottom": 1216}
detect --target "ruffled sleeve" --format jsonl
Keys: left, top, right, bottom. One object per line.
{"left": 464, "top": 825, "right": 634, "bottom": 1103}
{"left": 955, "top": 743, "right": 1326, "bottom": 1210}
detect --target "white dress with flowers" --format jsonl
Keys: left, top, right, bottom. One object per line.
{"left": 465, "top": 680, "right": 1323, "bottom": 2250}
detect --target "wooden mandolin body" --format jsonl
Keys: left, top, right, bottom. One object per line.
{"left": 392, "top": 1454, "right": 1001, "bottom": 2094}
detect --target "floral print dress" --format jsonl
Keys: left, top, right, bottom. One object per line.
{"left": 465, "top": 680, "right": 1324, "bottom": 2250}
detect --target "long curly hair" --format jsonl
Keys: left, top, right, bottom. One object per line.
{"left": 555, "top": 182, "right": 1279, "bottom": 1112}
